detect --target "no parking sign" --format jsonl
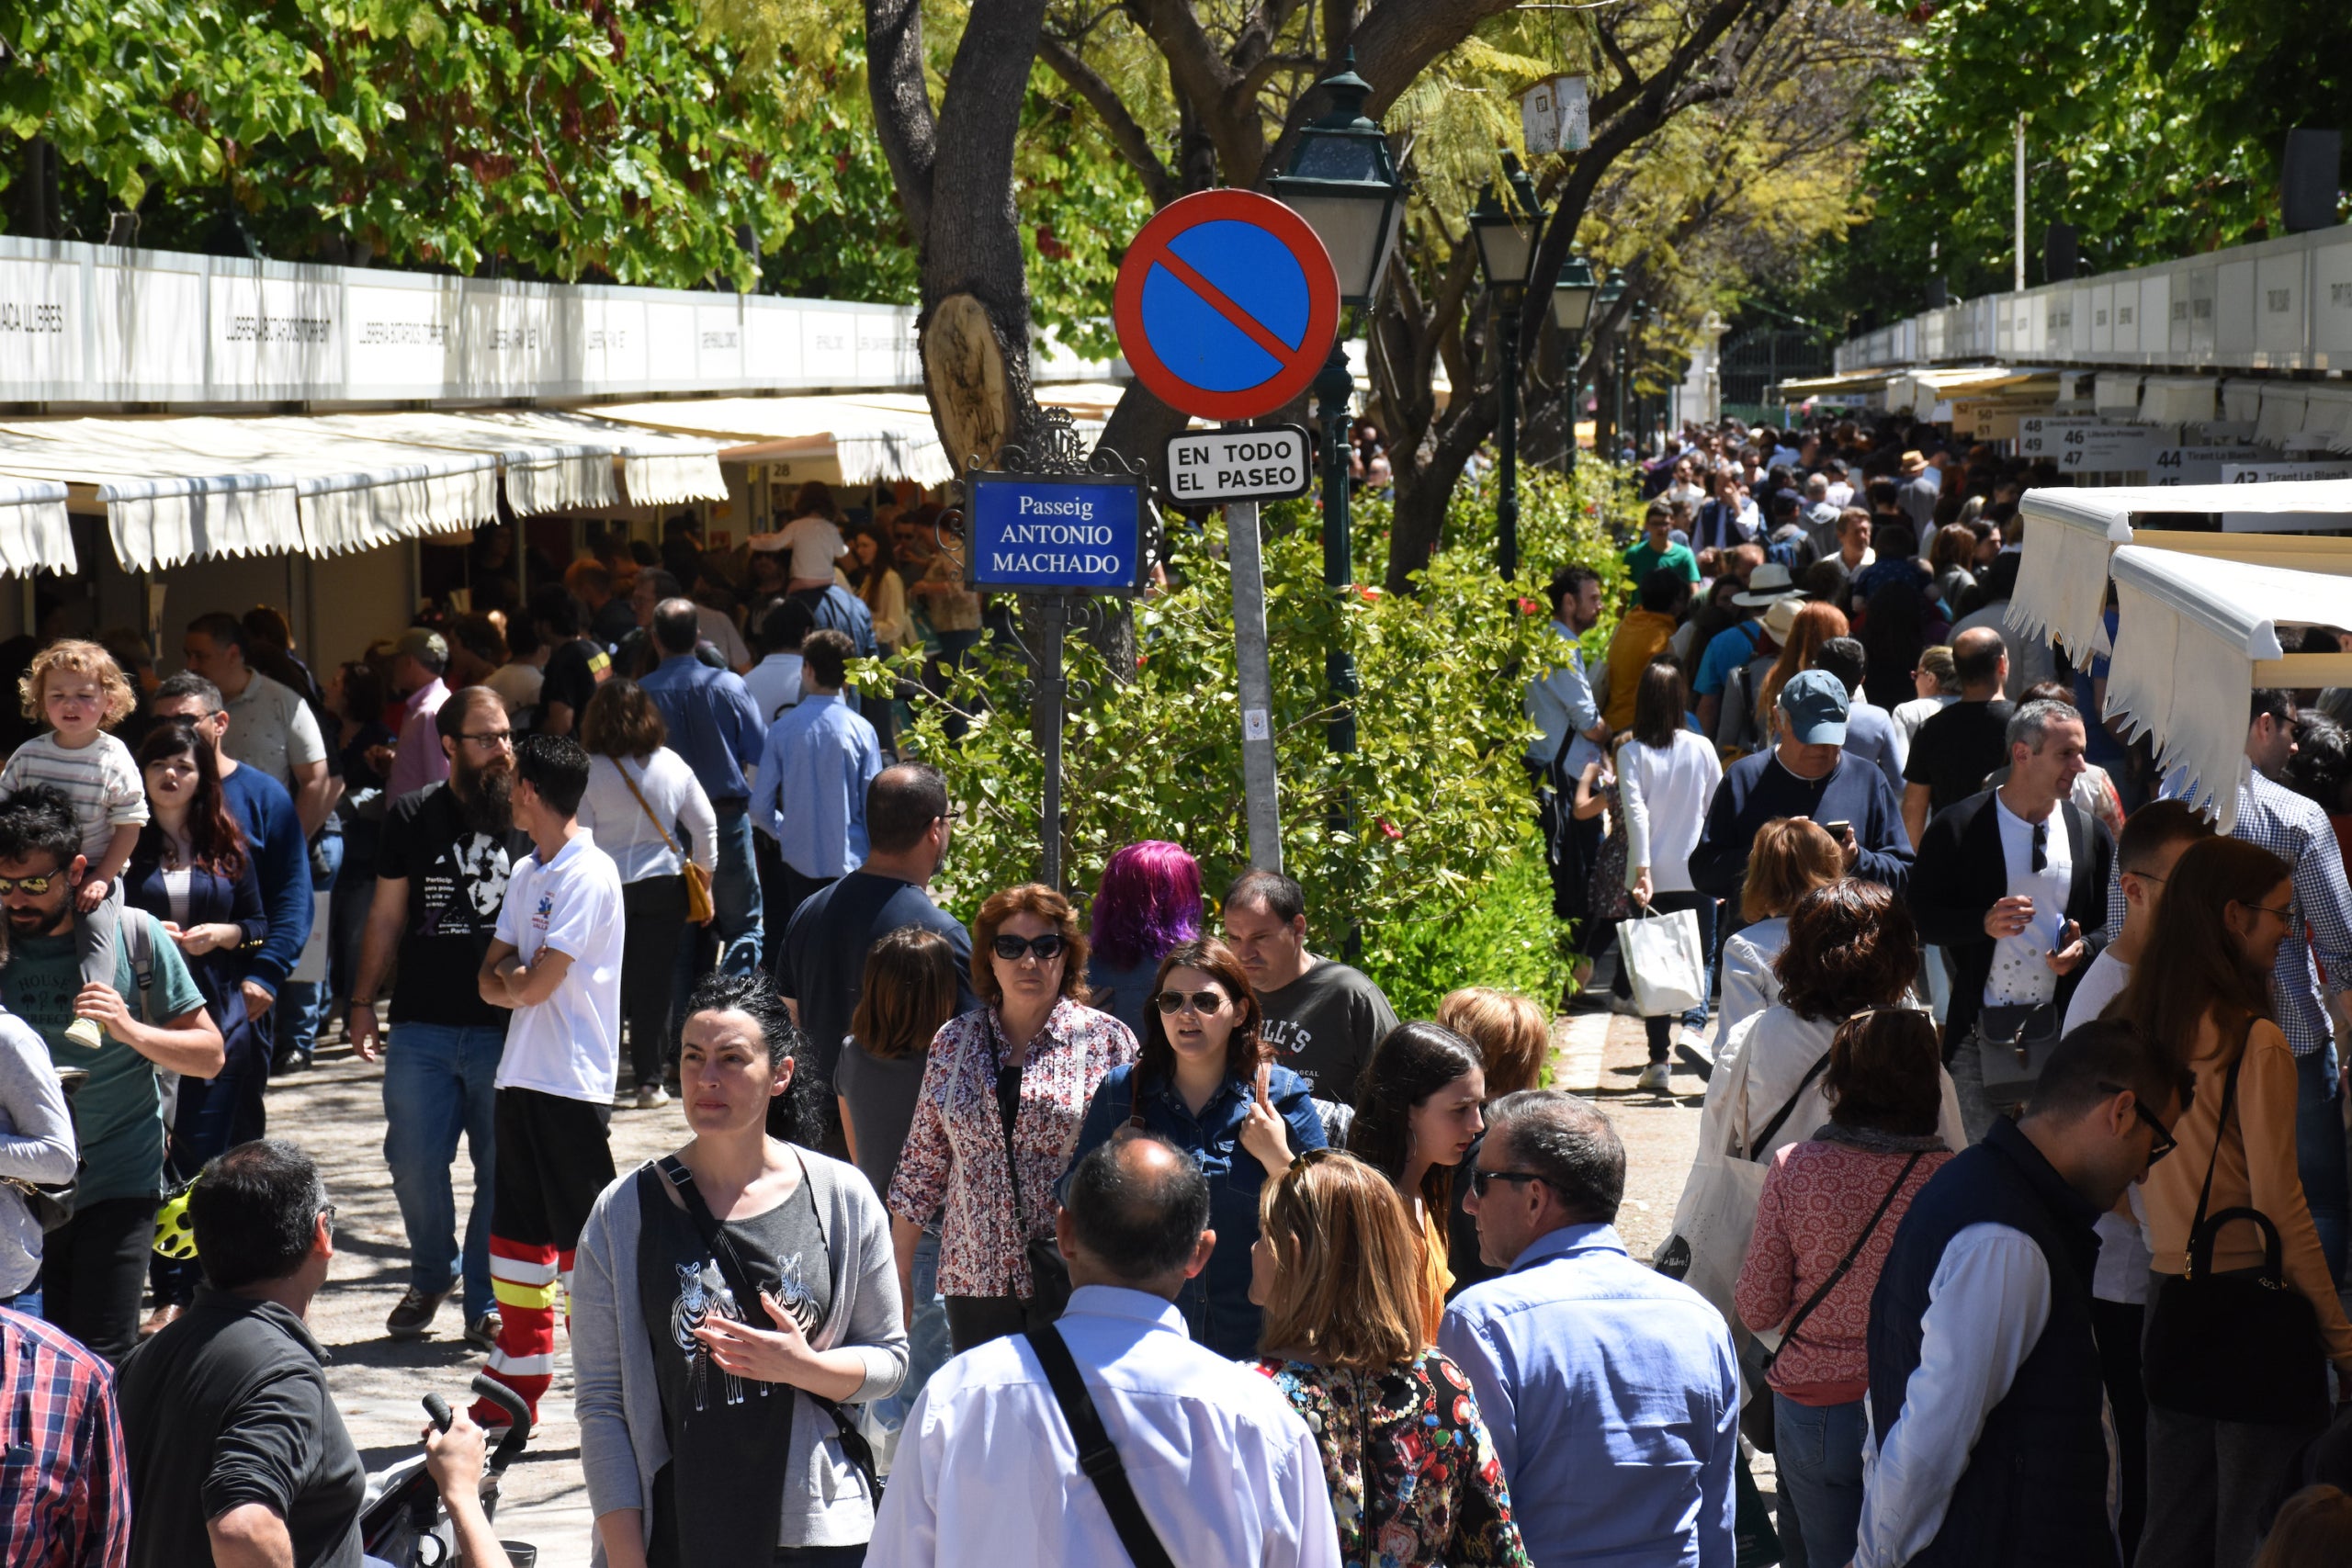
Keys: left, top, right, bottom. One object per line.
{"left": 1113, "top": 189, "right": 1340, "bottom": 422}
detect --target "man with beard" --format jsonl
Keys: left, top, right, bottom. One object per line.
{"left": 347, "top": 687, "right": 527, "bottom": 1348}
{"left": 0, "top": 784, "right": 220, "bottom": 1363}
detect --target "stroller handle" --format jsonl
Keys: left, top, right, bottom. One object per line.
{"left": 423, "top": 1394, "right": 453, "bottom": 1433}
{"left": 469, "top": 1374, "right": 533, "bottom": 1472}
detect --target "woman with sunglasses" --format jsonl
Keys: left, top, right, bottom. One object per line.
{"left": 2114, "top": 836, "right": 2352, "bottom": 1568}
{"left": 886, "top": 884, "right": 1136, "bottom": 1354}
{"left": 1733, "top": 1009, "right": 1953, "bottom": 1568}
{"left": 1250, "top": 1150, "right": 1530, "bottom": 1568}
{"left": 1063, "top": 937, "right": 1326, "bottom": 1357}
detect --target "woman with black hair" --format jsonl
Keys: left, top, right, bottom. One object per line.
{"left": 126, "top": 718, "right": 268, "bottom": 1329}
{"left": 1348, "top": 1022, "right": 1487, "bottom": 1344}
{"left": 573, "top": 972, "right": 908, "bottom": 1568}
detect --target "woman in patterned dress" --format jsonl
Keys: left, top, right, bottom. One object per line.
{"left": 886, "top": 884, "right": 1138, "bottom": 1354}
{"left": 1250, "top": 1151, "right": 1530, "bottom": 1568}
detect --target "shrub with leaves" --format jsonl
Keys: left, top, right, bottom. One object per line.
{"left": 887, "top": 462, "right": 1634, "bottom": 1007}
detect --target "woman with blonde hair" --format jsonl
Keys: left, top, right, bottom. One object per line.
{"left": 1251, "top": 1151, "right": 1530, "bottom": 1568}
{"left": 1756, "top": 602, "right": 1850, "bottom": 728}
{"left": 885, "top": 883, "right": 1136, "bottom": 1353}
{"left": 1713, "top": 818, "right": 1845, "bottom": 1051}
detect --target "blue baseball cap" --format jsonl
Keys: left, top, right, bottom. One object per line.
{"left": 1778, "top": 668, "right": 1849, "bottom": 745}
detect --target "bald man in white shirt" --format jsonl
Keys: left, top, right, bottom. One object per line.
{"left": 872, "top": 1133, "right": 1340, "bottom": 1567}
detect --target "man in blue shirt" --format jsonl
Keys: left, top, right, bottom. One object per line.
{"left": 1442, "top": 1089, "right": 1738, "bottom": 1567}
{"left": 752, "top": 629, "right": 883, "bottom": 939}
{"left": 638, "top": 598, "right": 765, "bottom": 974}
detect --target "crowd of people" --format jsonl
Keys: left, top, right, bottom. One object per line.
{"left": 1522, "top": 410, "right": 2352, "bottom": 1568}
{"left": 7, "top": 420, "right": 2352, "bottom": 1568}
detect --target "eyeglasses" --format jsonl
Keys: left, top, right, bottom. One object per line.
{"left": 2098, "top": 1084, "right": 2176, "bottom": 1164}
{"left": 0, "top": 874, "right": 58, "bottom": 896}
{"left": 1154, "top": 988, "right": 1228, "bottom": 1016}
{"left": 319, "top": 1201, "right": 337, "bottom": 1237}
{"left": 1469, "top": 1168, "right": 1548, "bottom": 1197}
{"left": 2242, "top": 900, "right": 2296, "bottom": 920}
{"left": 459, "top": 732, "right": 514, "bottom": 750}
{"left": 992, "top": 933, "right": 1066, "bottom": 963}
{"left": 2030, "top": 819, "right": 2048, "bottom": 874}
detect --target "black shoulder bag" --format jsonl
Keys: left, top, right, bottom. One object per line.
{"left": 654, "top": 1155, "right": 883, "bottom": 1500}
{"left": 2143, "top": 1054, "right": 2329, "bottom": 1426}
{"left": 991, "top": 1022, "right": 1074, "bottom": 1328}
{"left": 1026, "top": 1323, "right": 1177, "bottom": 1568}
{"left": 1763, "top": 1150, "right": 1925, "bottom": 1374}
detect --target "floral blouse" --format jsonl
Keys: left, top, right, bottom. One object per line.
{"left": 886, "top": 997, "right": 1136, "bottom": 1298}
{"left": 1253, "top": 1350, "right": 1531, "bottom": 1568}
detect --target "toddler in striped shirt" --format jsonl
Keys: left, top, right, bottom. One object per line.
{"left": 0, "top": 640, "right": 150, "bottom": 1049}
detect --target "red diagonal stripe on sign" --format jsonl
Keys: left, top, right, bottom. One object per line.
{"left": 1151, "top": 249, "right": 1298, "bottom": 364}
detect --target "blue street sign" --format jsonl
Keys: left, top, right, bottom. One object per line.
{"left": 965, "top": 471, "right": 1147, "bottom": 594}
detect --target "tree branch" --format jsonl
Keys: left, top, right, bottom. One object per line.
{"left": 1038, "top": 37, "right": 1180, "bottom": 206}
{"left": 865, "top": 0, "right": 938, "bottom": 238}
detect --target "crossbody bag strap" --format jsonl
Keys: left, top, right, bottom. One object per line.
{"left": 1747, "top": 1050, "right": 1834, "bottom": 1159}
{"left": 1026, "top": 1324, "right": 1178, "bottom": 1568}
{"left": 2184, "top": 1046, "right": 2246, "bottom": 1280}
{"left": 616, "top": 760, "right": 684, "bottom": 858}
{"left": 989, "top": 1016, "right": 1033, "bottom": 1234}
{"left": 1777, "top": 1151, "right": 1925, "bottom": 1353}
{"left": 653, "top": 1156, "right": 880, "bottom": 1500}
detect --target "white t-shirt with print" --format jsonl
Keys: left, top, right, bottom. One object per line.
{"left": 1984, "top": 794, "right": 2073, "bottom": 1008}
{"left": 493, "top": 828, "right": 626, "bottom": 1103}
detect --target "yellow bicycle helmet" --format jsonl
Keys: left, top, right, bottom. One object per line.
{"left": 153, "top": 1186, "right": 198, "bottom": 1259}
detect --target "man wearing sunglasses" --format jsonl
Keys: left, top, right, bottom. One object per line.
{"left": 0, "top": 784, "right": 221, "bottom": 1363}
{"left": 1441, "top": 1089, "right": 1739, "bottom": 1568}
{"left": 1855, "top": 1022, "right": 2185, "bottom": 1568}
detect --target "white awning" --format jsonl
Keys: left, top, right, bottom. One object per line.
{"left": 2138, "top": 377, "right": 2217, "bottom": 425}
{"left": 2105, "top": 547, "right": 2352, "bottom": 829}
{"left": 0, "top": 416, "right": 500, "bottom": 569}
{"left": 2009, "top": 480, "right": 2352, "bottom": 661}
{"left": 298, "top": 410, "right": 724, "bottom": 514}
{"left": 593, "top": 395, "right": 956, "bottom": 486}
{"left": 2093, "top": 373, "right": 2143, "bottom": 420}
{"left": 2287, "top": 387, "right": 2352, "bottom": 455}
{"left": 0, "top": 479, "right": 75, "bottom": 574}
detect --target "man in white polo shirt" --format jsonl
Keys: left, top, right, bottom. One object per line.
{"left": 467, "top": 730, "right": 624, "bottom": 1427}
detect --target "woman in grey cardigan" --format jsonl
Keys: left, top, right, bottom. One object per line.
{"left": 573, "top": 973, "right": 907, "bottom": 1567}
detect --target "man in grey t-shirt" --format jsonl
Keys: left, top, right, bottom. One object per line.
{"left": 1221, "top": 870, "right": 1397, "bottom": 1105}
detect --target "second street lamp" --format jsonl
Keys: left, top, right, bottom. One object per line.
{"left": 1551, "top": 254, "right": 1598, "bottom": 473}
{"left": 1470, "top": 159, "right": 1544, "bottom": 580}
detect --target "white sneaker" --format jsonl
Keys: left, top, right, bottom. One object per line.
{"left": 64, "top": 1017, "right": 105, "bottom": 1051}
{"left": 1636, "top": 1062, "right": 1672, "bottom": 1092}
{"left": 635, "top": 1084, "right": 671, "bottom": 1110}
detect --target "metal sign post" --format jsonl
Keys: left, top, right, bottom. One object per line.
{"left": 1163, "top": 423, "right": 1312, "bottom": 874}
{"left": 965, "top": 412, "right": 1149, "bottom": 889}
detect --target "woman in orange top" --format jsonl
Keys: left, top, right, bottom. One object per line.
{"left": 2109, "top": 835, "right": 2352, "bottom": 1568}
{"left": 1348, "top": 1023, "right": 1487, "bottom": 1343}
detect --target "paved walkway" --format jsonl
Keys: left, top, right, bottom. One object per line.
{"left": 266, "top": 1004, "right": 1726, "bottom": 1567}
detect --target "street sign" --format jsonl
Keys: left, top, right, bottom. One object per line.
{"left": 1165, "top": 424, "right": 1314, "bottom": 503}
{"left": 1113, "top": 189, "right": 1340, "bottom": 423}
{"left": 964, "top": 470, "right": 1148, "bottom": 594}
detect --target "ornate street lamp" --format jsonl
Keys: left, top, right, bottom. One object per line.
{"left": 1469, "top": 158, "right": 1545, "bottom": 579}
{"left": 1551, "top": 254, "right": 1598, "bottom": 471}
{"left": 1272, "top": 53, "right": 1407, "bottom": 960}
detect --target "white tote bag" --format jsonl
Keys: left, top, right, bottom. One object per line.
{"left": 1663, "top": 1040, "right": 1767, "bottom": 1325}
{"left": 1616, "top": 904, "right": 1707, "bottom": 1018}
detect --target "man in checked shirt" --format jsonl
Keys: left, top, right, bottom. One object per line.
{"left": 2109, "top": 687, "right": 2352, "bottom": 1279}
{"left": 0, "top": 1303, "right": 128, "bottom": 1566}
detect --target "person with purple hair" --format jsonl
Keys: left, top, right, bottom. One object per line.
{"left": 1084, "top": 840, "right": 1205, "bottom": 1037}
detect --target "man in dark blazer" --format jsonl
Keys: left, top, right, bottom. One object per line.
{"left": 1911, "top": 696, "right": 2116, "bottom": 1139}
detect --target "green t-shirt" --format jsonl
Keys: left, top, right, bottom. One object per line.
{"left": 1623, "top": 539, "right": 1701, "bottom": 585}
{"left": 6, "top": 911, "right": 206, "bottom": 1204}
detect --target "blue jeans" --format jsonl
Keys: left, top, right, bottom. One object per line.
{"left": 1771, "top": 1393, "right": 1867, "bottom": 1568}
{"left": 2296, "top": 1042, "right": 2348, "bottom": 1281}
{"left": 383, "top": 1021, "right": 503, "bottom": 1319}
{"left": 276, "top": 829, "right": 344, "bottom": 1063}
{"left": 869, "top": 1228, "right": 949, "bottom": 1459}
{"left": 711, "top": 799, "right": 763, "bottom": 976}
